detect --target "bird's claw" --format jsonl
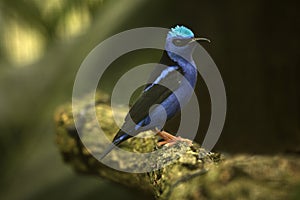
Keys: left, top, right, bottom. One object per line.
{"left": 157, "top": 131, "right": 193, "bottom": 147}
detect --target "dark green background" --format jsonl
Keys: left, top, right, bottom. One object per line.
{"left": 0, "top": 0, "right": 299, "bottom": 199}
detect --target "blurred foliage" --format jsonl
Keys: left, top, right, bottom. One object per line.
{"left": 0, "top": 0, "right": 105, "bottom": 65}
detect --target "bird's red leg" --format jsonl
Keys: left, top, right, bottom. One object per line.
{"left": 157, "top": 130, "right": 193, "bottom": 147}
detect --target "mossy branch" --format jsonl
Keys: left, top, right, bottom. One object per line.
{"left": 54, "top": 92, "right": 300, "bottom": 200}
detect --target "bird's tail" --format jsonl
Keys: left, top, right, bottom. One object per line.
{"left": 99, "top": 130, "right": 131, "bottom": 160}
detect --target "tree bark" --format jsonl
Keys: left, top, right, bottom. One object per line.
{"left": 54, "top": 92, "right": 300, "bottom": 200}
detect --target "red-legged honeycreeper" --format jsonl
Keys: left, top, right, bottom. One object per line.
{"left": 99, "top": 25, "right": 210, "bottom": 160}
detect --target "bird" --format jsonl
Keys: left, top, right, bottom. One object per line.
{"left": 99, "top": 25, "right": 210, "bottom": 160}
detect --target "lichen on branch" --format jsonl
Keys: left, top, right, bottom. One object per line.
{"left": 54, "top": 92, "right": 300, "bottom": 200}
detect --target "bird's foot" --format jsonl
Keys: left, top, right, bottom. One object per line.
{"left": 157, "top": 131, "right": 193, "bottom": 147}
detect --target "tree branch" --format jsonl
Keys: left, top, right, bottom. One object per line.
{"left": 54, "top": 92, "right": 300, "bottom": 200}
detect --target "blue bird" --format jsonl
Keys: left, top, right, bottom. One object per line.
{"left": 100, "top": 25, "right": 210, "bottom": 160}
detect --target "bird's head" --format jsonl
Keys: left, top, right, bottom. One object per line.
{"left": 165, "top": 25, "right": 210, "bottom": 59}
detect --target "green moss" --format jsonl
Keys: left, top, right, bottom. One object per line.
{"left": 54, "top": 92, "right": 300, "bottom": 200}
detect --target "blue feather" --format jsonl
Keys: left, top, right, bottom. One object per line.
{"left": 168, "top": 25, "right": 194, "bottom": 38}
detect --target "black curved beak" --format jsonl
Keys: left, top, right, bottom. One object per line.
{"left": 191, "top": 37, "right": 211, "bottom": 43}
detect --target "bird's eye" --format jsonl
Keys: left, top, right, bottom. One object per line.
{"left": 172, "top": 39, "right": 189, "bottom": 47}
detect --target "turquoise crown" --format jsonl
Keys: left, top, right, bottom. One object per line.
{"left": 168, "top": 25, "right": 194, "bottom": 38}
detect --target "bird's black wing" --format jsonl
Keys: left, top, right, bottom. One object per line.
{"left": 113, "top": 65, "right": 184, "bottom": 141}
{"left": 123, "top": 65, "right": 184, "bottom": 127}
{"left": 112, "top": 51, "right": 184, "bottom": 142}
